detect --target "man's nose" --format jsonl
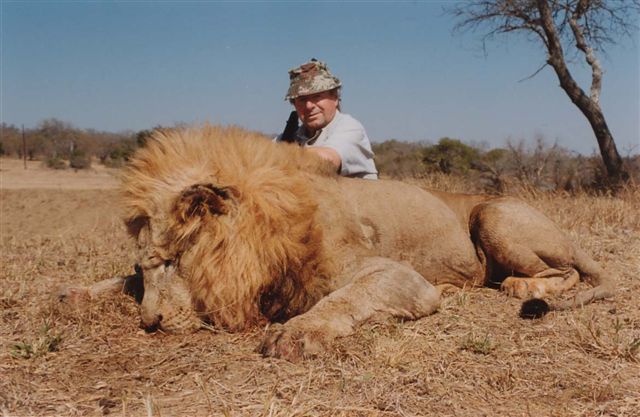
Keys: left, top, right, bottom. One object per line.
{"left": 304, "top": 99, "right": 316, "bottom": 111}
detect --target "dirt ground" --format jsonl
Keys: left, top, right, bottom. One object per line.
{"left": 1, "top": 157, "right": 639, "bottom": 417}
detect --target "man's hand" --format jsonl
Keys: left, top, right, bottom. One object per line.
{"left": 306, "top": 147, "right": 341, "bottom": 172}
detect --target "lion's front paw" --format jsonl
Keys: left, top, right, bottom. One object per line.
{"left": 57, "top": 286, "right": 92, "bottom": 306}
{"left": 257, "top": 323, "right": 326, "bottom": 362}
{"left": 501, "top": 277, "right": 547, "bottom": 299}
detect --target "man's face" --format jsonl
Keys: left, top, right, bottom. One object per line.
{"left": 293, "top": 90, "right": 339, "bottom": 134}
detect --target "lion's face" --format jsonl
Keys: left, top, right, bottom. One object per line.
{"left": 121, "top": 127, "right": 331, "bottom": 333}
{"left": 138, "top": 262, "right": 200, "bottom": 334}
{"left": 131, "top": 183, "right": 237, "bottom": 333}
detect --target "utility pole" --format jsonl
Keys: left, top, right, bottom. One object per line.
{"left": 22, "top": 124, "right": 27, "bottom": 169}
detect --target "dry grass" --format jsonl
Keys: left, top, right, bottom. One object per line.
{"left": 1, "top": 158, "right": 119, "bottom": 190}
{"left": 1, "top": 158, "right": 639, "bottom": 416}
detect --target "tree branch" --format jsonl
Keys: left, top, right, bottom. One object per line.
{"left": 517, "top": 61, "right": 549, "bottom": 83}
{"left": 569, "top": 0, "right": 603, "bottom": 104}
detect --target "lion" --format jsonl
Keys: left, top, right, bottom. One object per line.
{"left": 60, "top": 125, "right": 614, "bottom": 361}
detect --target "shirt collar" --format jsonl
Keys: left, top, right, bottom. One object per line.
{"left": 296, "top": 111, "right": 341, "bottom": 145}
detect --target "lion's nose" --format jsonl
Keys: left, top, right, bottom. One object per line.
{"left": 140, "top": 314, "right": 162, "bottom": 333}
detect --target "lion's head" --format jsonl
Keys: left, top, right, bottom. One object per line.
{"left": 121, "top": 126, "right": 334, "bottom": 332}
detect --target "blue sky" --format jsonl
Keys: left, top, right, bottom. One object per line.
{"left": 2, "top": 1, "right": 639, "bottom": 154}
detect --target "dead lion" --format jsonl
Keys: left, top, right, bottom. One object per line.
{"left": 60, "top": 125, "right": 614, "bottom": 361}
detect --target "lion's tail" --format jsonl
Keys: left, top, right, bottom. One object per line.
{"left": 552, "top": 247, "right": 615, "bottom": 310}
{"left": 520, "top": 247, "right": 615, "bottom": 319}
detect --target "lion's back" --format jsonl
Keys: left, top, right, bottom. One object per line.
{"left": 316, "top": 178, "right": 484, "bottom": 286}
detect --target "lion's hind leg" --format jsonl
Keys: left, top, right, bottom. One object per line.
{"left": 259, "top": 257, "right": 440, "bottom": 361}
{"left": 472, "top": 197, "right": 614, "bottom": 314}
{"left": 501, "top": 267, "right": 580, "bottom": 299}
{"left": 480, "top": 238, "right": 580, "bottom": 299}
{"left": 471, "top": 197, "right": 584, "bottom": 300}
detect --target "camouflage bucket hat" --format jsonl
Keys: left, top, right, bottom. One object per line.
{"left": 285, "top": 59, "right": 341, "bottom": 101}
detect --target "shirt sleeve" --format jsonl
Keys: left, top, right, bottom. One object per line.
{"left": 320, "top": 124, "right": 376, "bottom": 177}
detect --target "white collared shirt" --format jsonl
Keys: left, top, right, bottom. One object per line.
{"left": 279, "top": 111, "right": 378, "bottom": 179}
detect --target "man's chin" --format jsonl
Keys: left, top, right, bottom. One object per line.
{"left": 304, "top": 119, "right": 326, "bottom": 131}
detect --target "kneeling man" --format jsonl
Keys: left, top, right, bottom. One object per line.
{"left": 277, "top": 59, "right": 378, "bottom": 180}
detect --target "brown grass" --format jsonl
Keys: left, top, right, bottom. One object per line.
{"left": 1, "top": 158, "right": 639, "bottom": 416}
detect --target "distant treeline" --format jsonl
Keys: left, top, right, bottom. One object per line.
{"left": 1, "top": 119, "right": 147, "bottom": 170}
{"left": 2, "top": 119, "right": 637, "bottom": 192}
{"left": 373, "top": 137, "right": 639, "bottom": 192}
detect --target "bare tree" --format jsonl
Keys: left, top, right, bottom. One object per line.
{"left": 449, "top": 0, "right": 638, "bottom": 186}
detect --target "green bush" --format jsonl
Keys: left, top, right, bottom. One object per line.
{"left": 373, "top": 139, "right": 426, "bottom": 178}
{"left": 422, "top": 138, "right": 480, "bottom": 175}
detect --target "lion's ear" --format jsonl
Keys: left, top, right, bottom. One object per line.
{"left": 174, "top": 183, "right": 234, "bottom": 223}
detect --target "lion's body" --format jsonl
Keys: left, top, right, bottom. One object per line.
{"left": 62, "top": 126, "right": 614, "bottom": 360}
{"left": 319, "top": 180, "right": 486, "bottom": 287}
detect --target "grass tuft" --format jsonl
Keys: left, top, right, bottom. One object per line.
{"left": 11, "top": 322, "right": 62, "bottom": 359}
{"left": 460, "top": 333, "right": 495, "bottom": 355}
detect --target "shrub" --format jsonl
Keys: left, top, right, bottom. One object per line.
{"left": 69, "top": 151, "right": 91, "bottom": 170}
{"left": 45, "top": 157, "right": 67, "bottom": 170}
{"left": 422, "top": 138, "right": 480, "bottom": 175}
{"left": 373, "top": 140, "right": 426, "bottom": 178}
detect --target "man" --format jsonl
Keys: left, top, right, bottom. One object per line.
{"left": 277, "top": 59, "right": 378, "bottom": 180}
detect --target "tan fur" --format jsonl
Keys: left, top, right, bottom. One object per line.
{"left": 121, "top": 126, "right": 334, "bottom": 331}
{"left": 61, "top": 125, "right": 614, "bottom": 361}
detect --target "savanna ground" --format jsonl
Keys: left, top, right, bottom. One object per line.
{"left": 1, "top": 157, "right": 639, "bottom": 417}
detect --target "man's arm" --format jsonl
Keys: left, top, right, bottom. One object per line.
{"left": 306, "top": 146, "right": 341, "bottom": 171}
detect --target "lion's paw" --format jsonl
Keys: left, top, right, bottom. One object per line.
{"left": 501, "top": 277, "right": 547, "bottom": 299}
{"left": 57, "top": 286, "right": 92, "bottom": 306}
{"left": 257, "top": 323, "right": 326, "bottom": 362}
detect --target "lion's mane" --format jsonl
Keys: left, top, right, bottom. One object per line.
{"left": 120, "top": 126, "right": 336, "bottom": 330}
